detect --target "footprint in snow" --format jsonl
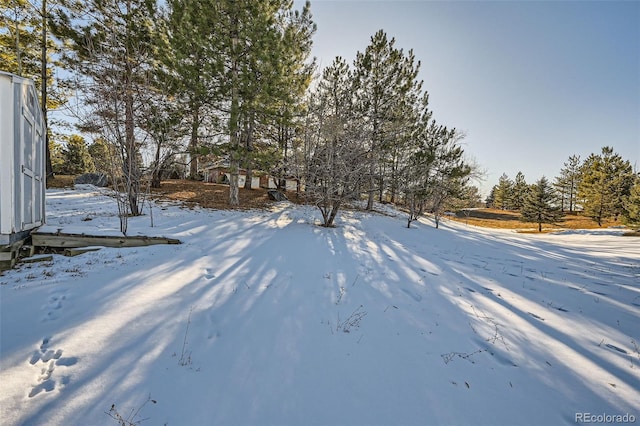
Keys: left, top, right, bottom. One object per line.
{"left": 28, "top": 379, "right": 55, "bottom": 398}
{"left": 41, "top": 288, "right": 69, "bottom": 322}
{"left": 55, "top": 356, "right": 79, "bottom": 367}
{"left": 203, "top": 268, "right": 216, "bottom": 280}
{"left": 27, "top": 336, "right": 77, "bottom": 398}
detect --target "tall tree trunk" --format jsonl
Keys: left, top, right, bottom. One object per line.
{"left": 41, "top": 0, "right": 53, "bottom": 180}
{"left": 569, "top": 181, "right": 575, "bottom": 212}
{"left": 189, "top": 103, "right": 199, "bottom": 179}
{"left": 243, "top": 118, "right": 254, "bottom": 189}
{"left": 151, "top": 138, "right": 162, "bottom": 188}
{"left": 366, "top": 117, "right": 380, "bottom": 210}
{"left": 378, "top": 161, "right": 385, "bottom": 202}
{"left": 280, "top": 123, "right": 289, "bottom": 190}
{"left": 15, "top": 17, "right": 22, "bottom": 76}
{"left": 125, "top": 90, "right": 139, "bottom": 215}
{"left": 124, "top": 9, "right": 139, "bottom": 216}
{"left": 366, "top": 162, "right": 375, "bottom": 210}
{"left": 228, "top": 5, "right": 240, "bottom": 206}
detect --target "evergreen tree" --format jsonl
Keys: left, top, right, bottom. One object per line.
{"left": 61, "top": 134, "right": 94, "bottom": 174}
{"left": 52, "top": 0, "right": 160, "bottom": 216}
{"left": 521, "top": 176, "right": 563, "bottom": 232}
{"left": 88, "top": 137, "right": 115, "bottom": 175}
{"left": 399, "top": 99, "right": 471, "bottom": 229}
{"left": 511, "top": 171, "right": 528, "bottom": 210}
{"left": 622, "top": 176, "right": 640, "bottom": 226}
{"left": 485, "top": 186, "right": 496, "bottom": 208}
{"left": 2, "top": 0, "right": 69, "bottom": 178}
{"left": 447, "top": 185, "right": 483, "bottom": 210}
{"left": 493, "top": 173, "right": 513, "bottom": 210}
{"left": 189, "top": 0, "right": 315, "bottom": 205}
{"left": 50, "top": 137, "right": 64, "bottom": 173}
{"left": 1, "top": 0, "right": 40, "bottom": 79}
{"left": 260, "top": 1, "right": 316, "bottom": 191}
{"left": 554, "top": 154, "right": 581, "bottom": 212}
{"left": 578, "top": 146, "right": 634, "bottom": 226}
{"left": 400, "top": 111, "right": 436, "bottom": 228}
{"left": 353, "top": 29, "right": 422, "bottom": 210}
{"left": 424, "top": 128, "right": 471, "bottom": 229}
{"left": 160, "top": 0, "right": 221, "bottom": 179}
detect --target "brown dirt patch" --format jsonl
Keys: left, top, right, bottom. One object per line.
{"left": 46, "top": 175, "right": 76, "bottom": 189}
{"left": 149, "top": 179, "right": 305, "bottom": 210}
{"left": 48, "top": 176, "right": 304, "bottom": 210}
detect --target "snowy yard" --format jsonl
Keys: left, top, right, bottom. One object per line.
{"left": 1, "top": 185, "right": 639, "bottom": 426}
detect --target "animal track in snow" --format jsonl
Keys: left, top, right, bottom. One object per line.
{"left": 203, "top": 268, "right": 216, "bottom": 280}
{"left": 42, "top": 288, "right": 69, "bottom": 322}
{"left": 27, "top": 336, "right": 77, "bottom": 398}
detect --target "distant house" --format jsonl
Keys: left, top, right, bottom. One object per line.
{"left": 0, "top": 72, "right": 46, "bottom": 269}
{"left": 202, "top": 163, "right": 301, "bottom": 192}
{"left": 203, "top": 164, "right": 261, "bottom": 189}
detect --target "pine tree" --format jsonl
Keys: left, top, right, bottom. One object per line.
{"left": 578, "top": 147, "right": 634, "bottom": 226}
{"left": 1, "top": 0, "right": 41, "bottom": 80}
{"left": 399, "top": 104, "right": 471, "bottom": 229}
{"left": 88, "top": 137, "right": 116, "bottom": 175}
{"left": 493, "top": 173, "right": 513, "bottom": 210}
{"left": 260, "top": 1, "right": 316, "bottom": 191}
{"left": 160, "top": 0, "right": 308, "bottom": 192}
{"left": 61, "top": 134, "right": 94, "bottom": 175}
{"left": 511, "top": 171, "right": 528, "bottom": 210}
{"left": 160, "top": 0, "right": 227, "bottom": 179}
{"left": 52, "top": 0, "right": 160, "bottom": 216}
{"left": 50, "top": 138, "right": 64, "bottom": 173}
{"left": 187, "top": 0, "right": 315, "bottom": 205}
{"left": 554, "top": 154, "right": 581, "bottom": 212}
{"left": 2, "top": 0, "right": 69, "bottom": 178}
{"left": 401, "top": 112, "right": 436, "bottom": 228}
{"left": 521, "top": 177, "right": 563, "bottom": 232}
{"left": 354, "top": 30, "right": 422, "bottom": 210}
{"left": 447, "top": 185, "right": 483, "bottom": 210}
{"left": 485, "top": 186, "right": 496, "bottom": 208}
{"left": 622, "top": 176, "right": 640, "bottom": 227}
{"left": 424, "top": 127, "right": 471, "bottom": 228}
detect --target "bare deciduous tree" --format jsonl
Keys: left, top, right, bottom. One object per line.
{"left": 304, "top": 58, "right": 368, "bottom": 227}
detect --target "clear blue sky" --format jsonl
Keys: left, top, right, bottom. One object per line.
{"left": 297, "top": 0, "right": 640, "bottom": 196}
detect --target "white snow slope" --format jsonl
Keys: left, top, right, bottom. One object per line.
{"left": 1, "top": 185, "right": 639, "bottom": 426}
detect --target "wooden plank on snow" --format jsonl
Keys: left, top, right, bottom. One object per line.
{"left": 32, "top": 232, "right": 181, "bottom": 249}
{"left": 63, "top": 246, "right": 102, "bottom": 257}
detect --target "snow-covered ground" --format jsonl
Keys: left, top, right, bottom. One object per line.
{"left": 1, "top": 185, "right": 639, "bottom": 426}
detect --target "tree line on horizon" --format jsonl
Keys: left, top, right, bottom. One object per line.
{"left": 485, "top": 146, "right": 640, "bottom": 229}
{"left": 2, "top": 0, "right": 484, "bottom": 228}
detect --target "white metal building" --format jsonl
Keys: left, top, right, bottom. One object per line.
{"left": 0, "top": 72, "right": 46, "bottom": 267}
